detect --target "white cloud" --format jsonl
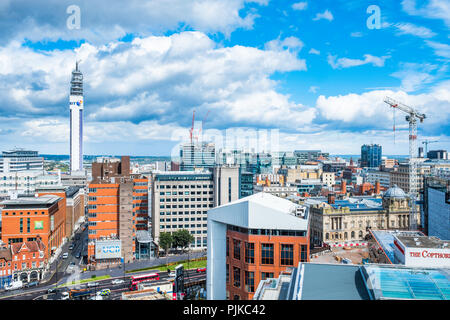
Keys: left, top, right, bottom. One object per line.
{"left": 292, "top": 2, "right": 308, "bottom": 11}
{"left": 308, "top": 48, "right": 320, "bottom": 55}
{"left": 265, "top": 36, "right": 304, "bottom": 53}
{"left": 425, "top": 40, "right": 450, "bottom": 59}
{"left": 390, "top": 63, "right": 438, "bottom": 92}
{"left": 327, "top": 54, "right": 390, "bottom": 69}
{"left": 394, "top": 22, "right": 436, "bottom": 38}
{"left": 309, "top": 86, "right": 319, "bottom": 93}
{"left": 313, "top": 10, "right": 333, "bottom": 22}
{"left": 401, "top": 0, "right": 450, "bottom": 27}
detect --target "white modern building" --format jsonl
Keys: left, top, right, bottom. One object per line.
{"left": 206, "top": 192, "right": 309, "bottom": 300}
{"left": 0, "top": 149, "right": 44, "bottom": 173}
{"left": 366, "top": 170, "right": 391, "bottom": 188}
{"left": 0, "top": 171, "right": 61, "bottom": 197}
{"left": 69, "top": 62, "right": 84, "bottom": 174}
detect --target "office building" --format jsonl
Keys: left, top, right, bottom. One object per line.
{"left": 366, "top": 169, "right": 390, "bottom": 188}
{"left": 151, "top": 171, "right": 214, "bottom": 249}
{"left": 87, "top": 156, "right": 150, "bottom": 266}
{"left": 390, "top": 163, "right": 431, "bottom": 194}
{"left": 361, "top": 144, "right": 382, "bottom": 168}
{"left": 207, "top": 192, "right": 309, "bottom": 300}
{"left": 0, "top": 149, "right": 44, "bottom": 173}
{"left": 180, "top": 142, "right": 215, "bottom": 171}
{"left": 0, "top": 171, "right": 61, "bottom": 197}
{"left": 423, "top": 176, "right": 450, "bottom": 240}
{"left": 253, "top": 262, "right": 450, "bottom": 300}
{"left": 213, "top": 166, "right": 240, "bottom": 207}
{"left": 293, "top": 150, "right": 329, "bottom": 164}
{"left": 0, "top": 195, "right": 66, "bottom": 260}
{"left": 69, "top": 62, "right": 84, "bottom": 174}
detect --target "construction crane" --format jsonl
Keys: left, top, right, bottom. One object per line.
{"left": 384, "top": 96, "right": 426, "bottom": 231}
{"left": 196, "top": 110, "right": 210, "bottom": 143}
{"left": 422, "top": 139, "right": 439, "bottom": 156}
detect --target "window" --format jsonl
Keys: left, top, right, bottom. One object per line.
{"left": 300, "top": 245, "right": 307, "bottom": 262}
{"left": 261, "top": 243, "right": 274, "bottom": 265}
{"left": 261, "top": 272, "right": 273, "bottom": 280}
{"left": 226, "top": 237, "right": 229, "bottom": 257}
{"left": 226, "top": 264, "right": 229, "bottom": 283}
{"left": 245, "top": 242, "right": 254, "bottom": 264}
{"left": 233, "top": 267, "right": 241, "bottom": 288}
{"left": 245, "top": 271, "right": 255, "bottom": 293}
{"left": 233, "top": 239, "right": 241, "bottom": 260}
{"left": 280, "top": 244, "right": 294, "bottom": 265}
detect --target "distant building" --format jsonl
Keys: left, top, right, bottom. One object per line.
{"left": 0, "top": 149, "right": 44, "bottom": 173}
{"left": 207, "top": 193, "right": 309, "bottom": 300}
{"left": 361, "top": 144, "right": 382, "bottom": 168}
{"left": 390, "top": 163, "right": 431, "bottom": 194}
{"left": 366, "top": 169, "right": 390, "bottom": 188}
{"left": 0, "top": 171, "right": 61, "bottom": 197}
{"left": 180, "top": 142, "right": 215, "bottom": 171}
{"left": 427, "top": 150, "right": 448, "bottom": 160}
{"left": 253, "top": 262, "right": 450, "bottom": 300}
{"left": 69, "top": 62, "right": 84, "bottom": 174}
{"left": 307, "top": 185, "right": 418, "bottom": 247}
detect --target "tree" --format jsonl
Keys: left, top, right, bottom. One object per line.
{"left": 159, "top": 232, "right": 173, "bottom": 268}
{"left": 172, "top": 229, "right": 194, "bottom": 252}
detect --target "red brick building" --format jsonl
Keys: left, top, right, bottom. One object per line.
{"left": 207, "top": 192, "right": 310, "bottom": 300}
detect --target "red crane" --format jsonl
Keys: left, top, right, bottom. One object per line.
{"left": 189, "top": 110, "right": 195, "bottom": 144}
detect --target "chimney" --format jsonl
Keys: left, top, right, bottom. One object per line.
{"left": 328, "top": 193, "right": 335, "bottom": 204}
{"left": 375, "top": 180, "right": 381, "bottom": 195}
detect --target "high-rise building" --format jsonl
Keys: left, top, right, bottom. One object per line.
{"left": 361, "top": 144, "right": 382, "bottom": 168}
{"left": 69, "top": 62, "right": 84, "bottom": 174}
{"left": 423, "top": 176, "right": 450, "bottom": 240}
{"left": 0, "top": 148, "right": 44, "bottom": 173}
{"left": 427, "top": 150, "right": 448, "bottom": 160}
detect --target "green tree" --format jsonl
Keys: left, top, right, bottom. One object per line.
{"left": 159, "top": 232, "right": 173, "bottom": 268}
{"left": 172, "top": 229, "right": 194, "bottom": 252}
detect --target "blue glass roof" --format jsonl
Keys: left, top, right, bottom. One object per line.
{"left": 363, "top": 265, "right": 450, "bottom": 300}
{"left": 331, "top": 198, "right": 383, "bottom": 211}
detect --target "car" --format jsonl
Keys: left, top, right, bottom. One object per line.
{"left": 75, "top": 252, "right": 81, "bottom": 259}
{"left": 61, "top": 292, "right": 70, "bottom": 300}
{"left": 196, "top": 267, "right": 206, "bottom": 273}
{"left": 47, "top": 288, "right": 59, "bottom": 294}
{"left": 111, "top": 279, "right": 125, "bottom": 285}
{"left": 68, "top": 244, "right": 74, "bottom": 250}
{"left": 87, "top": 282, "right": 99, "bottom": 288}
{"left": 25, "top": 281, "right": 39, "bottom": 288}
{"left": 90, "top": 295, "right": 103, "bottom": 300}
{"left": 62, "top": 253, "right": 69, "bottom": 259}
{"left": 169, "top": 271, "right": 176, "bottom": 277}
{"left": 96, "top": 289, "right": 111, "bottom": 296}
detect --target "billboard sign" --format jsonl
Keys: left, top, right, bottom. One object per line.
{"left": 34, "top": 221, "right": 44, "bottom": 230}
{"left": 95, "top": 240, "right": 121, "bottom": 259}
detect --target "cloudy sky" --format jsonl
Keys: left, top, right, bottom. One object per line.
{"left": 0, "top": 0, "right": 449, "bottom": 156}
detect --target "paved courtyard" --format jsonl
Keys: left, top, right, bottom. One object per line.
{"left": 311, "top": 246, "right": 369, "bottom": 265}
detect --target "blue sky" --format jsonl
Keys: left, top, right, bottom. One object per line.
{"left": 0, "top": 0, "right": 449, "bottom": 156}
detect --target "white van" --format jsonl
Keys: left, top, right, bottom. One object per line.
{"left": 5, "top": 281, "right": 23, "bottom": 291}
{"left": 62, "top": 253, "right": 69, "bottom": 259}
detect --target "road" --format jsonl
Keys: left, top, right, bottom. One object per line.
{"left": 0, "top": 269, "right": 206, "bottom": 300}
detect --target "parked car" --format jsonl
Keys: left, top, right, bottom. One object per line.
{"left": 26, "top": 281, "right": 39, "bottom": 288}
{"left": 75, "top": 252, "right": 81, "bottom": 259}
{"left": 196, "top": 267, "right": 206, "bottom": 273}
{"left": 68, "top": 244, "right": 74, "bottom": 250}
{"left": 111, "top": 279, "right": 124, "bottom": 285}
{"left": 62, "top": 253, "right": 69, "bottom": 259}
{"left": 61, "top": 291, "right": 70, "bottom": 300}
{"left": 169, "top": 271, "right": 176, "bottom": 277}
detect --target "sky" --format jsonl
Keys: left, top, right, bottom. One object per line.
{"left": 0, "top": 0, "right": 449, "bottom": 157}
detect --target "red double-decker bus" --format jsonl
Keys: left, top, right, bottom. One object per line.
{"left": 129, "top": 273, "right": 160, "bottom": 290}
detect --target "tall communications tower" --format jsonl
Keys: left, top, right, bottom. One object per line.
{"left": 383, "top": 97, "right": 426, "bottom": 230}
{"left": 70, "top": 61, "right": 84, "bottom": 173}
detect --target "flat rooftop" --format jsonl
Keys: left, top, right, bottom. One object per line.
{"left": 371, "top": 230, "right": 426, "bottom": 263}
{"left": 397, "top": 235, "right": 450, "bottom": 249}
{"left": 1, "top": 194, "right": 61, "bottom": 207}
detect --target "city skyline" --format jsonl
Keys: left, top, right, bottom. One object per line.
{"left": 0, "top": 1, "right": 449, "bottom": 156}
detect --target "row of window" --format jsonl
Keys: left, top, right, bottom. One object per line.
{"left": 159, "top": 191, "right": 213, "bottom": 196}
{"left": 160, "top": 197, "right": 212, "bottom": 202}
{"left": 160, "top": 204, "right": 213, "bottom": 209}
{"left": 157, "top": 184, "right": 213, "bottom": 189}
{"left": 227, "top": 225, "right": 306, "bottom": 237}
{"left": 160, "top": 226, "right": 207, "bottom": 233}
{"left": 226, "top": 267, "right": 256, "bottom": 293}
{"left": 3, "top": 211, "right": 45, "bottom": 216}
{"left": 160, "top": 217, "right": 206, "bottom": 222}
{"left": 160, "top": 211, "right": 207, "bottom": 215}
{"left": 227, "top": 238, "right": 308, "bottom": 265}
